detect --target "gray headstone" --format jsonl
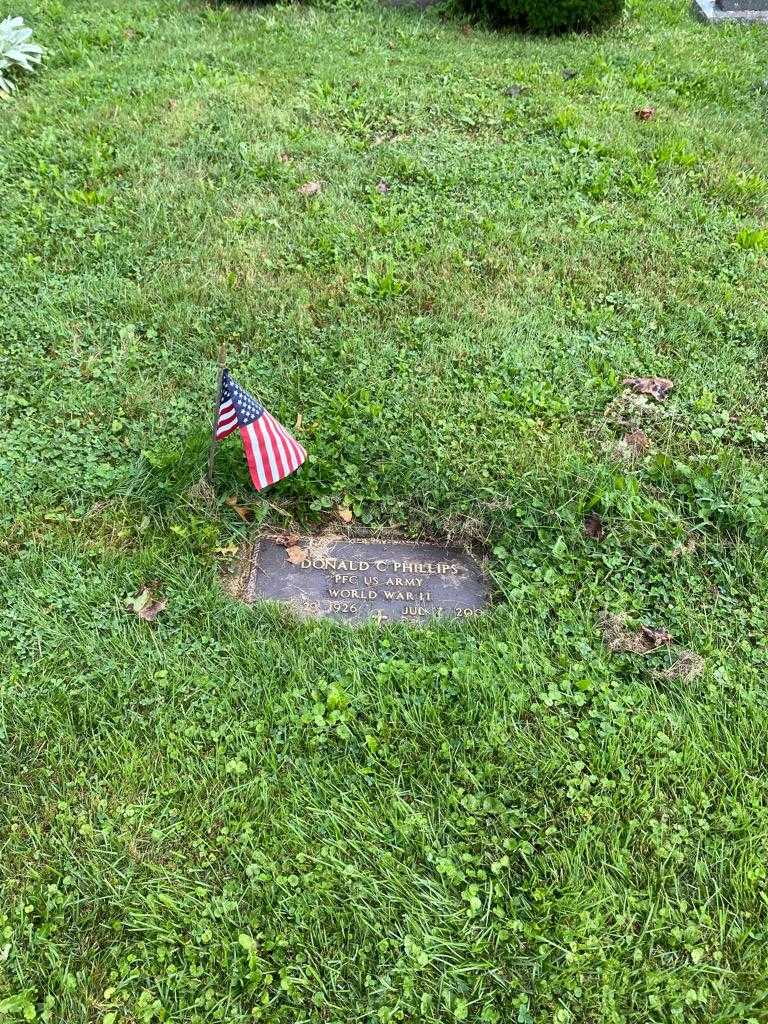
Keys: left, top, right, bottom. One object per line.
{"left": 693, "top": 0, "right": 768, "bottom": 20}
{"left": 718, "top": 0, "right": 768, "bottom": 9}
{"left": 246, "top": 537, "right": 490, "bottom": 624}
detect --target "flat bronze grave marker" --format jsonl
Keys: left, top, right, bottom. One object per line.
{"left": 246, "top": 537, "right": 490, "bottom": 624}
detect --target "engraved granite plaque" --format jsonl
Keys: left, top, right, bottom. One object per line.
{"left": 693, "top": 0, "right": 768, "bottom": 20}
{"left": 246, "top": 537, "right": 490, "bottom": 624}
{"left": 717, "top": 0, "right": 768, "bottom": 10}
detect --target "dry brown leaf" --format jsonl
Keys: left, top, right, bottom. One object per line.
{"left": 584, "top": 512, "right": 605, "bottom": 541}
{"left": 623, "top": 428, "right": 652, "bottom": 455}
{"left": 639, "top": 625, "right": 673, "bottom": 649}
{"left": 127, "top": 588, "right": 168, "bottom": 622}
{"left": 662, "top": 651, "right": 705, "bottom": 682}
{"left": 226, "top": 496, "right": 253, "bottom": 522}
{"left": 623, "top": 377, "right": 674, "bottom": 402}
{"left": 294, "top": 412, "right": 303, "bottom": 432}
{"left": 298, "top": 180, "right": 322, "bottom": 197}
{"left": 336, "top": 507, "right": 353, "bottom": 524}
{"left": 635, "top": 107, "right": 656, "bottom": 121}
{"left": 275, "top": 532, "right": 301, "bottom": 548}
{"left": 600, "top": 612, "right": 673, "bottom": 655}
{"left": 285, "top": 544, "right": 308, "bottom": 565}
{"left": 614, "top": 427, "right": 652, "bottom": 462}
{"left": 278, "top": 152, "right": 292, "bottom": 163}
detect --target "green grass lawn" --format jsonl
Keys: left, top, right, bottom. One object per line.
{"left": 3, "top": 0, "right": 768, "bottom": 1019}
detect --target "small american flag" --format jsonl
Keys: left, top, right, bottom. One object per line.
{"left": 216, "top": 369, "right": 306, "bottom": 491}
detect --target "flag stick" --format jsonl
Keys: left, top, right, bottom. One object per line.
{"left": 206, "top": 343, "right": 227, "bottom": 488}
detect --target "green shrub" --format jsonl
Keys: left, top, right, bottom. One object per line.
{"left": 465, "top": 0, "right": 624, "bottom": 32}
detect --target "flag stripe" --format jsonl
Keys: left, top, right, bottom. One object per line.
{"left": 265, "top": 411, "right": 298, "bottom": 474}
{"left": 262, "top": 411, "right": 290, "bottom": 479}
{"left": 216, "top": 423, "right": 237, "bottom": 439}
{"left": 265, "top": 411, "right": 304, "bottom": 472}
{"left": 293, "top": 432, "right": 307, "bottom": 465}
{"left": 216, "top": 415, "right": 237, "bottom": 438}
{"left": 257, "top": 416, "right": 280, "bottom": 485}
{"left": 242, "top": 423, "right": 267, "bottom": 489}
{"left": 254, "top": 418, "right": 276, "bottom": 486}
{"left": 252, "top": 422, "right": 271, "bottom": 489}
{"left": 286, "top": 418, "right": 307, "bottom": 464}
{"left": 216, "top": 398, "right": 237, "bottom": 438}
{"left": 288, "top": 431, "right": 307, "bottom": 469}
